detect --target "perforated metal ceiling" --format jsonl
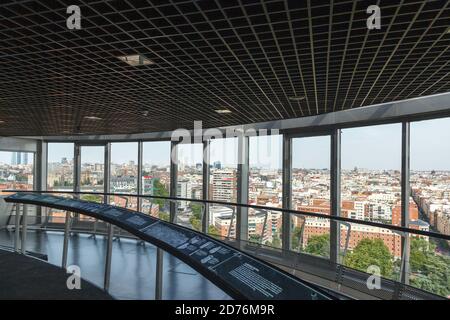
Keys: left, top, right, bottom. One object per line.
{"left": 0, "top": 0, "right": 449, "bottom": 136}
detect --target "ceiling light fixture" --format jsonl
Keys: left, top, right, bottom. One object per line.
{"left": 84, "top": 116, "right": 103, "bottom": 120}
{"left": 0, "top": 120, "right": 5, "bottom": 123}
{"left": 288, "top": 96, "right": 305, "bottom": 102}
{"left": 215, "top": 109, "right": 232, "bottom": 114}
{"left": 117, "top": 54, "right": 154, "bottom": 66}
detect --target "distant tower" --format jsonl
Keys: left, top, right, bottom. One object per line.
{"left": 11, "top": 152, "right": 22, "bottom": 165}
{"left": 22, "top": 153, "right": 28, "bottom": 165}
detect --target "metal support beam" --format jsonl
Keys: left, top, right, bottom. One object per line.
{"left": 170, "top": 141, "right": 178, "bottom": 223}
{"left": 35, "top": 141, "right": 46, "bottom": 224}
{"left": 401, "top": 122, "right": 411, "bottom": 284}
{"left": 104, "top": 223, "right": 114, "bottom": 291}
{"left": 21, "top": 204, "right": 28, "bottom": 254}
{"left": 236, "top": 134, "right": 249, "bottom": 242}
{"left": 330, "top": 129, "right": 341, "bottom": 264}
{"left": 62, "top": 212, "right": 72, "bottom": 269}
{"left": 137, "top": 141, "right": 143, "bottom": 211}
{"left": 282, "top": 134, "right": 292, "bottom": 250}
{"left": 104, "top": 143, "right": 111, "bottom": 205}
{"left": 202, "top": 140, "right": 210, "bottom": 234}
{"left": 155, "top": 248, "right": 163, "bottom": 300}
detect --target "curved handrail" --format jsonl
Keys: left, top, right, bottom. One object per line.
{"left": 3, "top": 189, "right": 449, "bottom": 241}
{"left": 4, "top": 192, "right": 337, "bottom": 300}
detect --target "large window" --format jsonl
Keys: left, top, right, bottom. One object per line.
{"left": 142, "top": 141, "right": 171, "bottom": 220}
{"left": 208, "top": 137, "right": 238, "bottom": 238}
{"left": 47, "top": 143, "right": 74, "bottom": 191}
{"left": 290, "top": 135, "right": 331, "bottom": 258}
{"left": 175, "top": 143, "right": 203, "bottom": 230}
{"left": 248, "top": 135, "right": 283, "bottom": 248}
{"left": 409, "top": 117, "right": 450, "bottom": 297}
{"left": 340, "top": 124, "right": 402, "bottom": 279}
{"left": 110, "top": 142, "right": 138, "bottom": 210}
{"left": 0, "top": 151, "right": 34, "bottom": 192}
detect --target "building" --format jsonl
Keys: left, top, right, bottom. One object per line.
{"left": 211, "top": 169, "right": 237, "bottom": 202}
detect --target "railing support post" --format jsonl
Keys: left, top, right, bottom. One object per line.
{"left": 104, "top": 223, "right": 114, "bottom": 292}
{"left": 155, "top": 248, "right": 163, "bottom": 300}
{"left": 62, "top": 211, "right": 72, "bottom": 269}
{"left": 14, "top": 204, "right": 21, "bottom": 252}
{"left": 21, "top": 204, "right": 28, "bottom": 254}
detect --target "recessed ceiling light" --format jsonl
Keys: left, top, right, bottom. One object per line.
{"left": 0, "top": 120, "right": 5, "bottom": 123}
{"left": 84, "top": 116, "right": 102, "bottom": 120}
{"left": 117, "top": 54, "right": 154, "bottom": 66}
{"left": 215, "top": 109, "right": 232, "bottom": 114}
{"left": 288, "top": 96, "right": 305, "bottom": 102}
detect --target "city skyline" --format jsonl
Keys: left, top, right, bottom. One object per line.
{"left": 2, "top": 117, "right": 450, "bottom": 171}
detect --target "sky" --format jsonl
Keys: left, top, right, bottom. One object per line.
{"left": 2, "top": 117, "right": 449, "bottom": 171}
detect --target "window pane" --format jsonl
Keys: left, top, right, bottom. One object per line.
{"left": 47, "top": 143, "right": 74, "bottom": 191}
{"left": 142, "top": 141, "right": 171, "bottom": 221}
{"left": 176, "top": 143, "right": 203, "bottom": 230}
{"left": 110, "top": 142, "right": 138, "bottom": 210}
{"left": 249, "top": 135, "right": 282, "bottom": 248}
{"left": 291, "top": 136, "right": 331, "bottom": 258}
{"left": 410, "top": 117, "right": 450, "bottom": 297}
{"left": 0, "top": 151, "right": 34, "bottom": 192}
{"left": 340, "top": 124, "right": 402, "bottom": 278}
{"left": 80, "top": 146, "right": 105, "bottom": 204}
{"left": 209, "top": 137, "right": 238, "bottom": 238}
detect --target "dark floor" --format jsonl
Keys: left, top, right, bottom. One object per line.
{"left": 0, "top": 248, "right": 113, "bottom": 300}
{"left": 0, "top": 229, "right": 231, "bottom": 300}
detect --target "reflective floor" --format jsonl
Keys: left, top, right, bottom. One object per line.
{"left": 0, "top": 229, "right": 231, "bottom": 300}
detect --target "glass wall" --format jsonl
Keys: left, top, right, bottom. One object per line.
{"left": 109, "top": 142, "right": 138, "bottom": 210}
{"left": 340, "top": 124, "right": 402, "bottom": 279}
{"left": 142, "top": 141, "right": 171, "bottom": 221}
{"left": 409, "top": 117, "right": 450, "bottom": 297}
{"left": 0, "top": 151, "right": 34, "bottom": 192}
{"left": 35, "top": 115, "right": 449, "bottom": 298}
{"left": 208, "top": 137, "right": 238, "bottom": 238}
{"left": 290, "top": 135, "right": 331, "bottom": 258}
{"left": 248, "top": 135, "right": 283, "bottom": 248}
{"left": 175, "top": 143, "right": 203, "bottom": 230}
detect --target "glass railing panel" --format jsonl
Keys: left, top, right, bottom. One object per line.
{"left": 207, "top": 205, "right": 236, "bottom": 239}
{"left": 339, "top": 221, "right": 402, "bottom": 282}
{"left": 247, "top": 207, "right": 282, "bottom": 249}
{"left": 141, "top": 197, "right": 170, "bottom": 222}
{"left": 290, "top": 213, "right": 331, "bottom": 259}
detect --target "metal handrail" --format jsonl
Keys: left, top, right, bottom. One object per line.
{"left": 3, "top": 189, "right": 449, "bottom": 241}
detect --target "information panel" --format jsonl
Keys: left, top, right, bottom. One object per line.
{"left": 5, "top": 192, "right": 334, "bottom": 300}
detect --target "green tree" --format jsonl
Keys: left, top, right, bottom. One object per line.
{"left": 153, "top": 179, "right": 169, "bottom": 208}
{"left": 304, "top": 234, "right": 330, "bottom": 258}
{"left": 409, "top": 238, "right": 450, "bottom": 297}
{"left": 344, "top": 238, "right": 394, "bottom": 278}
{"left": 208, "top": 225, "right": 220, "bottom": 237}
{"left": 291, "top": 226, "right": 303, "bottom": 250}
{"left": 190, "top": 203, "right": 203, "bottom": 220}
{"left": 249, "top": 234, "right": 262, "bottom": 243}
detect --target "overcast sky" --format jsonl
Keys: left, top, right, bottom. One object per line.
{"left": 1, "top": 117, "right": 449, "bottom": 171}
